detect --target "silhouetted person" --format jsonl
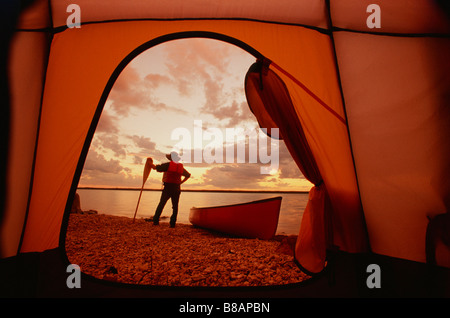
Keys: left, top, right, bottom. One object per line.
{"left": 150, "top": 151, "right": 190, "bottom": 227}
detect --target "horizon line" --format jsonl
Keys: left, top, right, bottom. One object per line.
{"left": 77, "top": 186, "right": 309, "bottom": 194}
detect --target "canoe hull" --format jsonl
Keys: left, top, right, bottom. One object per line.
{"left": 189, "top": 196, "right": 282, "bottom": 240}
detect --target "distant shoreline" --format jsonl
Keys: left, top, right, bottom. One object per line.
{"left": 77, "top": 186, "right": 309, "bottom": 194}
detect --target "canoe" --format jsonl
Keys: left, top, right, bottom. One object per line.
{"left": 189, "top": 196, "right": 282, "bottom": 240}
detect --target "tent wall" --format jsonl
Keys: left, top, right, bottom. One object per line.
{"left": 331, "top": 0, "right": 450, "bottom": 35}
{"left": 3, "top": 0, "right": 449, "bottom": 272}
{"left": 330, "top": 0, "right": 450, "bottom": 35}
{"left": 50, "top": 0, "right": 329, "bottom": 29}
{"left": 330, "top": 0, "right": 450, "bottom": 264}
{"left": 334, "top": 33, "right": 450, "bottom": 264}
{"left": 19, "top": 19, "right": 366, "bottom": 255}
{"left": 1, "top": 0, "right": 51, "bottom": 258}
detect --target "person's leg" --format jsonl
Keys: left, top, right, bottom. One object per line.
{"left": 153, "top": 187, "right": 170, "bottom": 225}
{"left": 169, "top": 186, "right": 181, "bottom": 227}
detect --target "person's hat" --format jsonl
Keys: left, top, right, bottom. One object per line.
{"left": 166, "top": 151, "right": 180, "bottom": 162}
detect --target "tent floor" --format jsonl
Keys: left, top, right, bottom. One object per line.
{"left": 1, "top": 248, "right": 449, "bottom": 299}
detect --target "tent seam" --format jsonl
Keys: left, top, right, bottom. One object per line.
{"left": 270, "top": 61, "right": 347, "bottom": 126}
{"left": 16, "top": 17, "right": 331, "bottom": 35}
{"left": 16, "top": 0, "right": 54, "bottom": 255}
{"left": 331, "top": 26, "right": 450, "bottom": 38}
{"left": 15, "top": 19, "right": 450, "bottom": 38}
{"left": 326, "top": 0, "right": 371, "bottom": 253}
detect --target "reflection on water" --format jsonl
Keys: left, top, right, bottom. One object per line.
{"left": 76, "top": 189, "right": 308, "bottom": 235}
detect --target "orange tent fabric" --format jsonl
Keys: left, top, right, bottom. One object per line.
{"left": 2, "top": 0, "right": 450, "bottom": 276}
{"left": 245, "top": 60, "right": 354, "bottom": 273}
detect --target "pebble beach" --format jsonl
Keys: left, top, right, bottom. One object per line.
{"left": 65, "top": 212, "right": 310, "bottom": 287}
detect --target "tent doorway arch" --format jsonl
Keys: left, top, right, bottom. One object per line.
{"left": 63, "top": 34, "right": 312, "bottom": 287}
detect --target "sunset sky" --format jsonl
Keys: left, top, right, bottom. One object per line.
{"left": 78, "top": 38, "right": 312, "bottom": 192}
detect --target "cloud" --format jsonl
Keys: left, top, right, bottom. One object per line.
{"left": 203, "top": 75, "right": 223, "bottom": 110}
{"left": 161, "top": 39, "right": 254, "bottom": 126}
{"left": 203, "top": 100, "right": 255, "bottom": 127}
{"left": 144, "top": 73, "right": 173, "bottom": 88}
{"left": 126, "top": 135, "right": 167, "bottom": 164}
{"left": 79, "top": 169, "right": 141, "bottom": 188}
{"left": 189, "top": 143, "right": 308, "bottom": 191}
{"left": 200, "top": 164, "right": 268, "bottom": 190}
{"left": 80, "top": 149, "right": 143, "bottom": 187}
{"left": 106, "top": 38, "right": 254, "bottom": 126}
{"left": 108, "top": 66, "right": 147, "bottom": 116}
{"left": 95, "top": 112, "right": 120, "bottom": 134}
{"left": 107, "top": 65, "right": 186, "bottom": 117}
{"left": 127, "top": 135, "right": 157, "bottom": 152}
{"left": 93, "top": 134, "right": 127, "bottom": 158}
{"left": 83, "top": 150, "right": 124, "bottom": 174}
{"left": 133, "top": 155, "right": 143, "bottom": 165}
{"left": 163, "top": 39, "right": 231, "bottom": 87}
{"left": 277, "top": 144, "right": 305, "bottom": 179}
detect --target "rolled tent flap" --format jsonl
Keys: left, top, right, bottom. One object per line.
{"left": 244, "top": 60, "right": 322, "bottom": 183}
{"left": 245, "top": 59, "right": 334, "bottom": 274}
{"left": 244, "top": 60, "right": 282, "bottom": 140}
{"left": 295, "top": 185, "right": 328, "bottom": 274}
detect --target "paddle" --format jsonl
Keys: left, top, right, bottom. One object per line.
{"left": 132, "top": 157, "right": 153, "bottom": 223}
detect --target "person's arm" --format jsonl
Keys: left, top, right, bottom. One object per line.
{"left": 180, "top": 169, "right": 191, "bottom": 184}
{"left": 152, "top": 162, "right": 169, "bottom": 172}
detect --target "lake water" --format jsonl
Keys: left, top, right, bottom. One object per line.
{"left": 77, "top": 189, "right": 309, "bottom": 235}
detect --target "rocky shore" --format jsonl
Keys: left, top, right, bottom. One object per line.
{"left": 65, "top": 213, "right": 310, "bottom": 287}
